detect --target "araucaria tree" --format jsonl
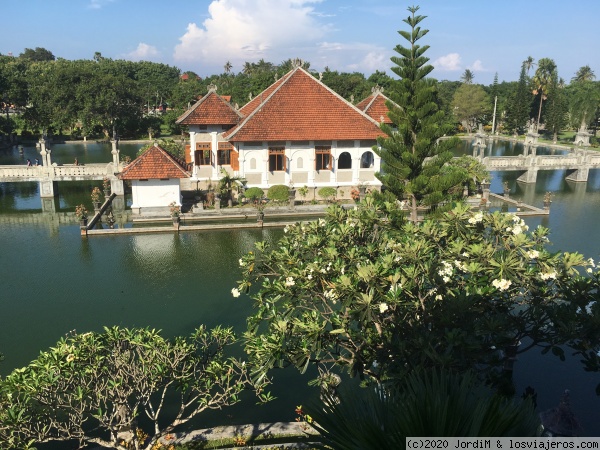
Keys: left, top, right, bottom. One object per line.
{"left": 374, "top": 6, "right": 465, "bottom": 223}
{"left": 0, "top": 326, "right": 268, "bottom": 450}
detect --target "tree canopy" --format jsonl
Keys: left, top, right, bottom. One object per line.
{"left": 237, "top": 202, "right": 600, "bottom": 392}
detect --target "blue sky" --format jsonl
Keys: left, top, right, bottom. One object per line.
{"left": 2, "top": 0, "right": 598, "bottom": 85}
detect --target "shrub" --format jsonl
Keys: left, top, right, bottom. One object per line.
{"left": 244, "top": 187, "right": 264, "bottom": 202}
{"left": 317, "top": 187, "right": 337, "bottom": 202}
{"left": 267, "top": 184, "right": 289, "bottom": 203}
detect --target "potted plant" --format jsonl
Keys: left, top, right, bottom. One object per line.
{"left": 298, "top": 185, "right": 309, "bottom": 204}
{"left": 169, "top": 201, "right": 181, "bottom": 227}
{"left": 91, "top": 187, "right": 102, "bottom": 210}
{"left": 102, "top": 177, "right": 111, "bottom": 198}
{"left": 75, "top": 204, "right": 88, "bottom": 227}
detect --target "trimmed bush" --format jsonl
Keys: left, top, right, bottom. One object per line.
{"left": 267, "top": 184, "right": 290, "bottom": 202}
{"left": 317, "top": 187, "right": 337, "bottom": 202}
{"left": 244, "top": 187, "right": 264, "bottom": 202}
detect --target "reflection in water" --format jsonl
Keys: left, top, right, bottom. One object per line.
{"left": 1, "top": 140, "right": 600, "bottom": 436}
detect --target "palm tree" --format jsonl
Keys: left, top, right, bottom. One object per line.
{"left": 524, "top": 56, "right": 536, "bottom": 75}
{"left": 461, "top": 69, "right": 474, "bottom": 84}
{"left": 218, "top": 169, "right": 246, "bottom": 207}
{"left": 532, "top": 58, "right": 557, "bottom": 130}
{"left": 572, "top": 65, "right": 596, "bottom": 83}
{"left": 242, "top": 61, "right": 253, "bottom": 75}
{"left": 223, "top": 60, "right": 232, "bottom": 74}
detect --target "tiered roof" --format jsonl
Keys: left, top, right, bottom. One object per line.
{"left": 223, "top": 67, "right": 386, "bottom": 142}
{"left": 356, "top": 88, "right": 395, "bottom": 125}
{"left": 176, "top": 89, "right": 243, "bottom": 127}
{"left": 119, "top": 144, "right": 189, "bottom": 180}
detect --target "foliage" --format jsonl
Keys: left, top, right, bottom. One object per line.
{"left": 451, "top": 84, "right": 490, "bottom": 133}
{"left": 19, "top": 47, "right": 55, "bottom": 62}
{"left": 297, "top": 185, "right": 310, "bottom": 203}
{"left": 236, "top": 203, "right": 600, "bottom": 390}
{"left": 218, "top": 169, "right": 246, "bottom": 206}
{"left": 137, "top": 139, "right": 186, "bottom": 160}
{"left": 504, "top": 63, "right": 531, "bottom": 135}
{"left": 374, "top": 6, "right": 466, "bottom": 223}
{"left": 0, "top": 326, "right": 268, "bottom": 450}
{"left": 244, "top": 187, "right": 264, "bottom": 203}
{"left": 566, "top": 79, "right": 600, "bottom": 131}
{"left": 443, "top": 155, "right": 490, "bottom": 194}
{"left": 74, "top": 204, "right": 88, "bottom": 220}
{"left": 317, "top": 186, "right": 336, "bottom": 203}
{"left": 169, "top": 201, "right": 181, "bottom": 217}
{"left": 544, "top": 72, "right": 568, "bottom": 142}
{"left": 307, "top": 369, "right": 541, "bottom": 450}
{"left": 267, "top": 184, "right": 290, "bottom": 203}
{"left": 91, "top": 186, "right": 102, "bottom": 203}
{"left": 532, "top": 58, "right": 557, "bottom": 128}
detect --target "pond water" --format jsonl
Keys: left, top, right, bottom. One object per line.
{"left": 0, "top": 140, "right": 599, "bottom": 437}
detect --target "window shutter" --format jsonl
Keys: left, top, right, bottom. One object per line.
{"left": 231, "top": 149, "right": 239, "bottom": 171}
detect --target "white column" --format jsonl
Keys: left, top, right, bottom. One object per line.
{"left": 307, "top": 157, "right": 315, "bottom": 186}
{"left": 189, "top": 131, "right": 198, "bottom": 178}
{"left": 211, "top": 131, "right": 219, "bottom": 179}
{"left": 262, "top": 154, "right": 269, "bottom": 186}
{"left": 111, "top": 139, "right": 119, "bottom": 172}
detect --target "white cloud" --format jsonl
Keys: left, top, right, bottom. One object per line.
{"left": 316, "top": 41, "right": 389, "bottom": 74}
{"left": 88, "top": 0, "right": 116, "bottom": 10}
{"left": 173, "top": 0, "right": 329, "bottom": 72}
{"left": 468, "top": 59, "right": 486, "bottom": 72}
{"left": 124, "top": 43, "right": 160, "bottom": 61}
{"left": 433, "top": 53, "right": 462, "bottom": 71}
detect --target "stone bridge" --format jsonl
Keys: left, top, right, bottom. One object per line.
{"left": 0, "top": 138, "right": 125, "bottom": 196}
{"left": 479, "top": 150, "right": 600, "bottom": 183}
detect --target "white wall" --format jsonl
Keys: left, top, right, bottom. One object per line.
{"left": 130, "top": 179, "right": 181, "bottom": 208}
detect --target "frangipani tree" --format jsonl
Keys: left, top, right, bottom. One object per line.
{"left": 236, "top": 202, "right": 599, "bottom": 391}
{"left": 0, "top": 326, "right": 269, "bottom": 450}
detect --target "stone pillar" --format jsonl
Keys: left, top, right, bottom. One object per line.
{"left": 111, "top": 139, "right": 120, "bottom": 172}
{"left": 39, "top": 179, "right": 55, "bottom": 197}
{"left": 41, "top": 197, "right": 56, "bottom": 213}
{"left": 110, "top": 178, "right": 125, "bottom": 195}
{"left": 565, "top": 167, "right": 589, "bottom": 182}
{"left": 517, "top": 168, "right": 539, "bottom": 183}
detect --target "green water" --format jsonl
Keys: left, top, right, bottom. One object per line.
{"left": 1, "top": 141, "right": 600, "bottom": 436}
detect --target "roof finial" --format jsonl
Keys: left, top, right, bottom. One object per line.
{"left": 319, "top": 72, "right": 323, "bottom": 81}
{"left": 292, "top": 58, "right": 303, "bottom": 68}
{"left": 207, "top": 84, "right": 218, "bottom": 93}
{"left": 248, "top": 92, "right": 253, "bottom": 101}
{"left": 350, "top": 94, "right": 354, "bottom": 103}
{"left": 372, "top": 84, "right": 384, "bottom": 94}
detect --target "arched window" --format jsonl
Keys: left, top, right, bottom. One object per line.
{"left": 297, "top": 157, "right": 303, "bottom": 169}
{"left": 337, "top": 152, "right": 352, "bottom": 169}
{"left": 250, "top": 158, "right": 256, "bottom": 170}
{"left": 360, "top": 151, "right": 374, "bottom": 168}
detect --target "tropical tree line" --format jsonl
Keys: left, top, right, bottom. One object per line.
{"left": 2, "top": 47, "right": 598, "bottom": 145}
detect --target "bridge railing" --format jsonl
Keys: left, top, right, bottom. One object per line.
{"left": 0, "top": 163, "right": 119, "bottom": 181}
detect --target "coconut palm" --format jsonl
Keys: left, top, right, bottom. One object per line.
{"left": 223, "top": 60, "right": 232, "bottom": 74}
{"left": 572, "top": 65, "right": 596, "bottom": 83}
{"left": 524, "top": 56, "right": 536, "bottom": 75}
{"left": 532, "top": 58, "right": 557, "bottom": 130}
{"left": 461, "top": 69, "right": 474, "bottom": 84}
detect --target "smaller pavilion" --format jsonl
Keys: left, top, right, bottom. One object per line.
{"left": 119, "top": 144, "right": 190, "bottom": 215}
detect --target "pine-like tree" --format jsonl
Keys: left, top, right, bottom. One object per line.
{"left": 544, "top": 73, "right": 567, "bottom": 142}
{"left": 375, "top": 6, "right": 463, "bottom": 224}
{"left": 504, "top": 63, "right": 530, "bottom": 135}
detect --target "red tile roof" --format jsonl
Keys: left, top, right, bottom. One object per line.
{"left": 224, "top": 68, "right": 386, "bottom": 142}
{"left": 119, "top": 145, "right": 189, "bottom": 180}
{"left": 356, "top": 90, "right": 395, "bottom": 124}
{"left": 176, "top": 90, "right": 243, "bottom": 126}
